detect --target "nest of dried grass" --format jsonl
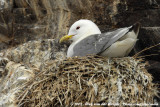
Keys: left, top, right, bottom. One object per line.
{"left": 16, "top": 55, "right": 158, "bottom": 107}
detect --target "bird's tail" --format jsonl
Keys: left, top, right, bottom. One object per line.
{"left": 129, "top": 22, "right": 141, "bottom": 35}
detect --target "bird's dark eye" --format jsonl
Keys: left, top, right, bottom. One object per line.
{"left": 76, "top": 26, "right": 80, "bottom": 30}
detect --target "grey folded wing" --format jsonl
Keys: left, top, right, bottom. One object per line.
{"left": 72, "top": 26, "right": 132, "bottom": 57}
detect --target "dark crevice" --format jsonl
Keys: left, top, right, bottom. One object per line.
{"left": 13, "top": 0, "right": 19, "bottom": 9}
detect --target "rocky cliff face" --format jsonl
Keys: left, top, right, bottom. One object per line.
{"left": 1, "top": 0, "right": 160, "bottom": 82}
{"left": 0, "top": 0, "right": 159, "bottom": 106}
{"left": 0, "top": 0, "right": 160, "bottom": 46}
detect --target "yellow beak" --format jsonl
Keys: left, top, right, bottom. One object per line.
{"left": 59, "top": 35, "right": 74, "bottom": 43}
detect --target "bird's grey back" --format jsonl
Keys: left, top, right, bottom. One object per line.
{"left": 72, "top": 26, "right": 131, "bottom": 57}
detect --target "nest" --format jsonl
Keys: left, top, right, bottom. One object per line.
{"left": 16, "top": 56, "right": 158, "bottom": 107}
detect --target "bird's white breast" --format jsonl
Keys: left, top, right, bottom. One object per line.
{"left": 67, "top": 42, "right": 75, "bottom": 57}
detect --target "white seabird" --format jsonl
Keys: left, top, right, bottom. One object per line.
{"left": 60, "top": 19, "right": 140, "bottom": 57}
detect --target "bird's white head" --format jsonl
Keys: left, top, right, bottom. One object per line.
{"left": 68, "top": 19, "right": 101, "bottom": 42}
{"left": 60, "top": 19, "right": 101, "bottom": 43}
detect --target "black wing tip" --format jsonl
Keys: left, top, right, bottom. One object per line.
{"left": 130, "top": 22, "right": 141, "bottom": 34}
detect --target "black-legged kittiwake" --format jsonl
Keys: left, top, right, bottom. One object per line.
{"left": 60, "top": 19, "right": 140, "bottom": 57}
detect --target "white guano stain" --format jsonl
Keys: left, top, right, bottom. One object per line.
{"left": 0, "top": 0, "right": 5, "bottom": 10}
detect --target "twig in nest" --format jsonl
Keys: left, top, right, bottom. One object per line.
{"left": 57, "top": 94, "right": 63, "bottom": 106}
{"left": 133, "top": 43, "right": 160, "bottom": 58}
{"left": 78, "top": 74, "right": 82, "bottom": 90}
{"left": 135, "top": 54, "right": 159, "bottom": 58}
{"left": 18, "top": 84, "right": 34, "bottom": 106}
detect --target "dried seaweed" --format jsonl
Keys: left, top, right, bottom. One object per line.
{"left": 15, "top": 55, "right": 158, "bottom": 107}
